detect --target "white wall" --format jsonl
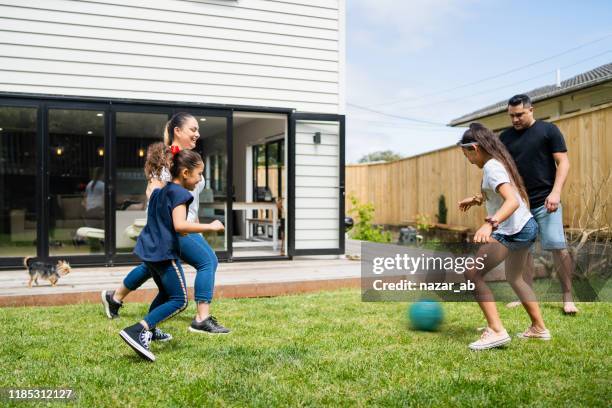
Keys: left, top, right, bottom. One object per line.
{"left": 294, "top": 120, "right": 340, "bottom": 250}
{"left": 0, "top": 0, "right": 344, "bottom": 114}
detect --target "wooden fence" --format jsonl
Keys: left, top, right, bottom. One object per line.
{"left": 346, "top": 103, "right": 612, "bottom": 230}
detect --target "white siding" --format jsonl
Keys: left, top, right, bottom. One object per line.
{"left": 0, "top": 0, "right": 343, "bottom": 113}
{"left": 294, "top": 120, "right": 340, "bottom": 250}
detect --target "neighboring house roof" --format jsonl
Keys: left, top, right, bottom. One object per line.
{"left": 449, "top": 62, "right": 612, "bottom": 126}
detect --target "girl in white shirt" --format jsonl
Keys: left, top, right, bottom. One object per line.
{"left": 458, "top": 123, "right": 550, "bottom": 351}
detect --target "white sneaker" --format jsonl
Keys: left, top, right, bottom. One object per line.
{"left": 517, "top": 326, "right": 551, "bottom": 340}
{"left": 469, "top": 327, "right": 511, "bottom": 351}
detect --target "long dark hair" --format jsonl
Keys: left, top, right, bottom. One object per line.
{"left": 164, "top": 112, "right": 195, "bottom": 146}
{"left": 145, "top": 142, "right": 202, "bottom": 180}
{"left": 460, "top": 123, "right": 530, "bottom": 206}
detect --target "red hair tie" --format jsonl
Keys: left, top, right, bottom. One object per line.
{"left": 170, "top": 145, "right": 180, "bottom": 156}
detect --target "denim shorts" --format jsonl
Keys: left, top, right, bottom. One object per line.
{"left": 531, "top": 203, "right": 567, "bottom": 250}
{"left": 492, "top": 217, "right": 538, "bottom": 251}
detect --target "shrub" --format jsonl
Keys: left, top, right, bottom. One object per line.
{"left": 348, "top": 195, "right": 391, "bottom": 243}
{"left": 415, "top": 213, "right": 434, "bottom": 232}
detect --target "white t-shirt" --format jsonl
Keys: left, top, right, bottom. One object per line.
{"left": 187, "top": 178, "right": 206, "bottom": 223}
{"left": 150, "top": 166, "right": 206, "bottom": 223}
{"left": 482, "top": 159, "right": 532, "bottom": 236}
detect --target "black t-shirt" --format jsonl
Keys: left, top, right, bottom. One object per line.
{"left": 500, "top": 120, "right": 567, "bottom": 208}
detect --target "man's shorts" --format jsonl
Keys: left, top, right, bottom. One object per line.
{"left": 531, "top": 203, "right": 567, "bottom": 250}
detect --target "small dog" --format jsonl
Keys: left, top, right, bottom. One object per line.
{"left": 24, "top": 257, "right": 71, "bottom": 287}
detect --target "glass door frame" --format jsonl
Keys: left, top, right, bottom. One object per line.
{"left": 0, "top": 99, "right": 42, "bottom": 268}
{"left": 108, "top": 105, "right": 233, "bottom": 265}
{"left": 41, "top": 102, "right": 234, "bottom": 266}
{"left": 0, "top": 93, "right": 244, "bottom": 269}
{"left": 288, "top": 112, "right": 345, "bottom": 256}
{"left": 107, "top": 104, "right": 171, "bottom": 266}
{"left": 42, "top": 100, "right": 111, "bottom": 265}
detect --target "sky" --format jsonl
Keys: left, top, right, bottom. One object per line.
{"left": 345, "top": 0, "right": 612, "bottom": 163}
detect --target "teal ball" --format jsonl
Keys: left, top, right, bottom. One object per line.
{"left": 408, "top": 299, "right": 443, "bottom": 331}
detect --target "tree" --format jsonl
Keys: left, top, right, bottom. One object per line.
{"left": 358, "top": 150, "right": 403, "bottom": 163}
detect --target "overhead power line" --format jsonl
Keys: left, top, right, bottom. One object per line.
{"left": 368, "top": 33, "right": 612, "bottom": 108}
{"left": 396, "top": 50, "right": 611, "bottom": 110}
{"left": 347, "top": 103, "right": 449, "bottom": 126}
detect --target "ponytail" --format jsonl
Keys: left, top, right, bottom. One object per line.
{"left": 164, "top": 112, "right": 195, "bottom": 146}
{"left": 144, "top": 142, "right": 202, "bottom": 181}
{"left": 144, "top": 142, "right": 172, "bottom": 180}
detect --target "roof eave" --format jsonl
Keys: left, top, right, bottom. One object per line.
{"left": 448, "top": 76, "right": 612, "bottom": 127}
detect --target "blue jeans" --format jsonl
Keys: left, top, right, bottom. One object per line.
{"left": 143, "top": 260, "right": 188, "bottom": 328}
{"left": 178, "top": 233, "right": 218, "bottom": 303}
{"left": 531, "top": 203, "right": 567, "bottom": 250}
{"left": 124, "top": 233, "right": 218, "bottom": 303}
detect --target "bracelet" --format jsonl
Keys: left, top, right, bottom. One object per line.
{"left": 485, "top": 216, "right": 499, "bottom": 230}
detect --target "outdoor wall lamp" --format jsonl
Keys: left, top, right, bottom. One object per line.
{"left": 313, "top": 132, "right": 321, "bottom": 144}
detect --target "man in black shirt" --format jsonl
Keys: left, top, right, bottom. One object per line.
{"left": 500, "top": 94, "right": 577, "bottom": 314}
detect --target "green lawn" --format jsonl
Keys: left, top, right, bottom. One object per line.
{"left": 1, "top": 290, "right": 610, "bottom": 407}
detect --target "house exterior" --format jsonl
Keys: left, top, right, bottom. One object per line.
{"left": 0, "top": 0, "right": 346, "bottom": 268}
{"left": 450, "top": 63, "right": 612, "bottom": 129}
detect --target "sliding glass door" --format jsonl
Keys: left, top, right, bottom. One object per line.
{"left": 113, "top": 109, "right": 169, "bottom": 256}
{"left": 110, "top": 107, "right": 232, "bottom": 263}
{"left": 0, "top": 105, "right": 38, "bottom": 261}
{"left": 47, "top": 105, "right": 107, "bottom": 256}
{"left": 0, "top": 97, "right": 234, "bottom": 268}
{"left": 178, "top": 109, "right": 232, "bottom": 260}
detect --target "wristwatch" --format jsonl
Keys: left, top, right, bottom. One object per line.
{"left": 485, "top": 216, "right": 499, "bottom": 230}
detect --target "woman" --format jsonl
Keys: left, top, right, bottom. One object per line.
{"left": 102, "top": 112, "right": 229, "bottom": 337}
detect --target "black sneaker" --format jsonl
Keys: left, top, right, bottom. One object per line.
{"left": 188, "top": 316, "right": 230, "bottom": 334}
{"left": 119, "top": 323, "right": 155, "bottom": 362}
{"left": 151, "top": 327, "right": 173, "bottom": 342}
{"left": 101, "top": 290, "right": 122, "bottom": 319}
